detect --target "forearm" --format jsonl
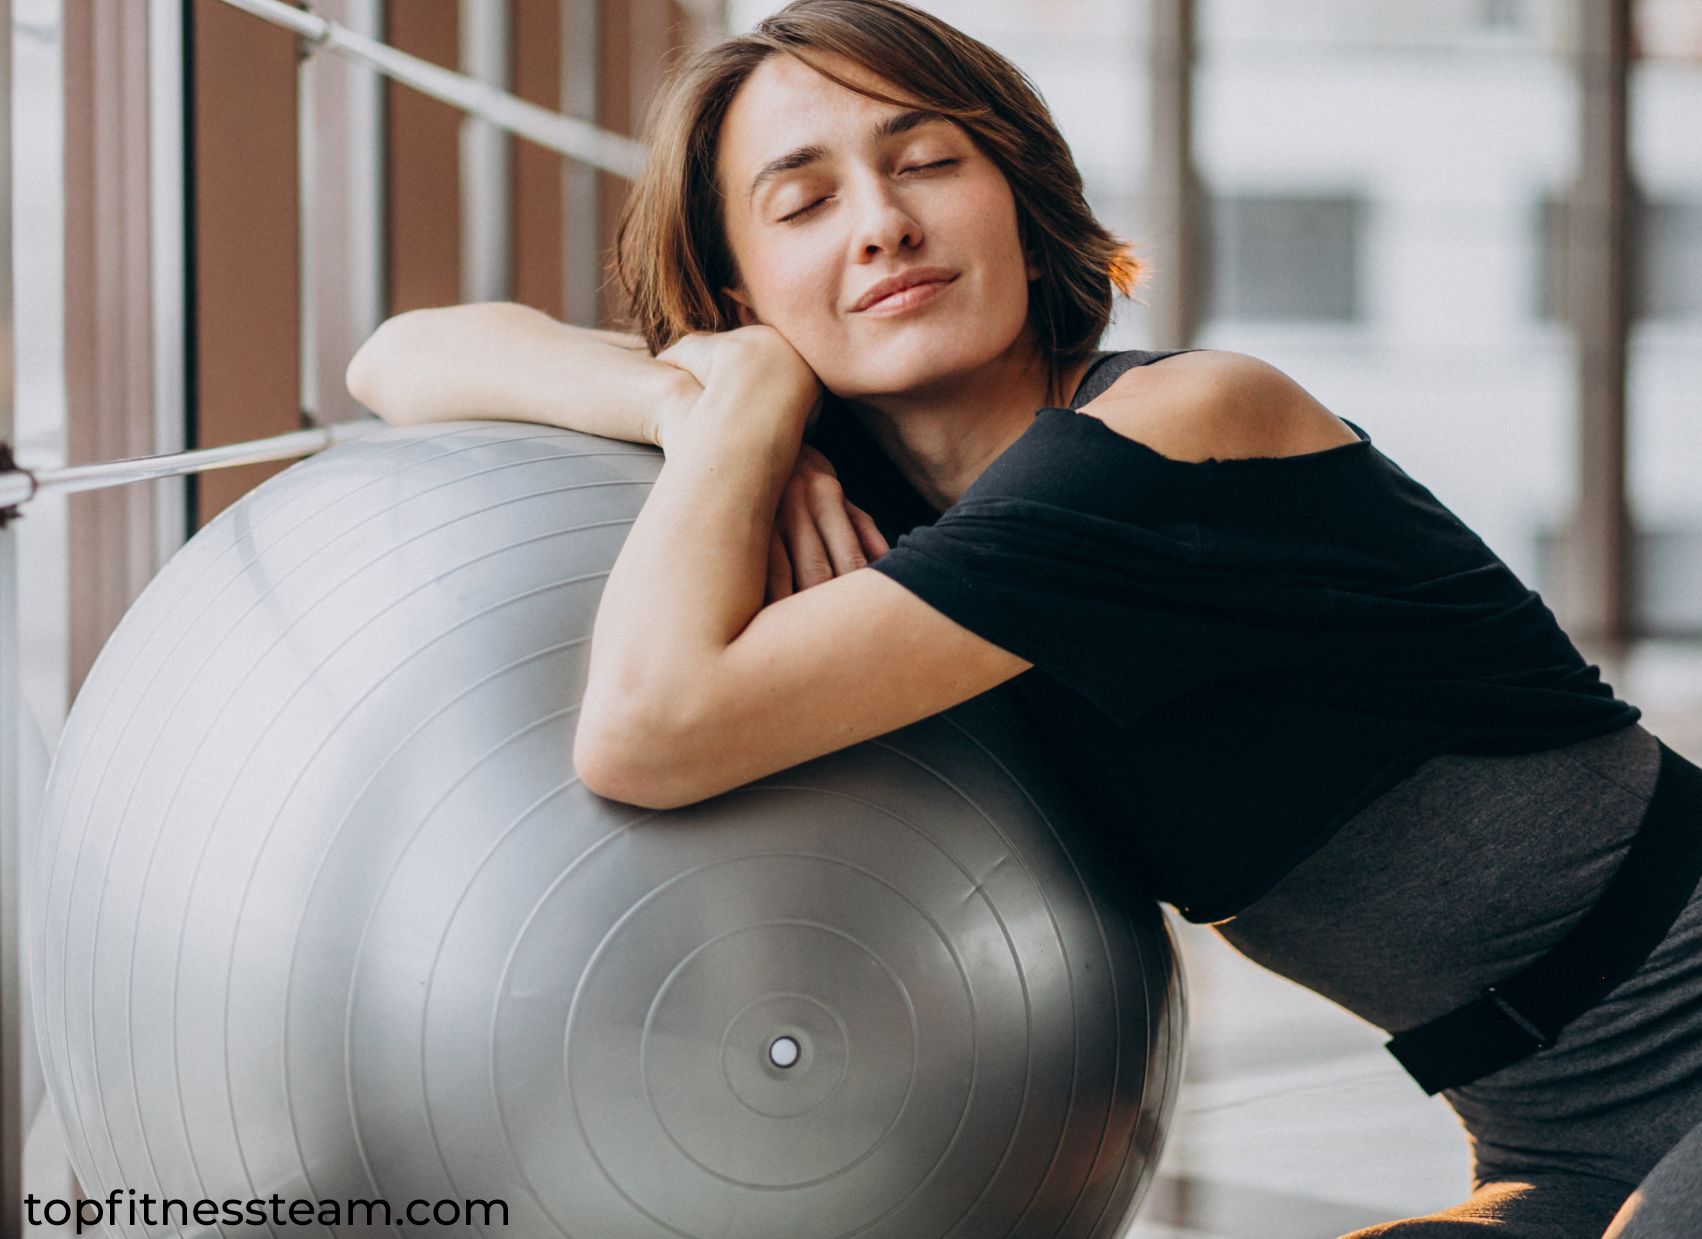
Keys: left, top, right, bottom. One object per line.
{"left": 579, "top": 385, "right": 805, "bottom": 760}
{"left": 344, "top": 302, "right": 693, "bottom": 445}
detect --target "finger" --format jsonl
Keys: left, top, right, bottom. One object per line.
{"left": 766, "top": 528, "right": 793, "bottom": 602}
{"left": 653, "top": 333, "right": 713, "bottom": 385}
{"left": 796, "top": 443, "right": 837, "bottom": 477}
{"left": 801, "top": 473, "right": 869, "bottom": 577}
{"left": 780, "top": 482, "right": 835, "bottom": 590}
{"left": 846, "top": 502, "right": 890, "bottom": 560}
{"left": 810, "top": 497, "right": 870, "bottom": 579}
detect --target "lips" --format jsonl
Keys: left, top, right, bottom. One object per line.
{"left": 852, "top": 268, "right": 958, "bottom": 313}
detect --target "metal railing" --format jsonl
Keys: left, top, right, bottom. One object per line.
{"left": 221, "top": 0, "right": 647, "bottom": 178}
{"left": 0, "top": 0, "right": 658, "bottom": 524}
{"left": 0, "top": 419, "right": 381, "bottom": 520}
{"left": 2, "top": 5, "right": 24, "bottom": 1234}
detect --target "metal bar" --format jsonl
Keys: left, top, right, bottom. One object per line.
{"left": 150, "top": 0, "right": 190, "bottom": 560}
{"left": 561, "top": 0, "right": 601, "bottom": 324}
{"left": 0, "top": 526, "right": 21, "bottom": 1239}
{"left": 1147, "top": 0, "right": 1199, "bottom": 351}
{"left": 1, "top": 0, "right": 24, "bottom": 1230}
{"left": 1564, "top": 0, "right": 1633, "bottom": 645}
{"left": 0, "top": 419, "right": 382, "bottom": 514}
{"left": 215, "top": 0, "right": 646, "bottom": 178}
{"left": 299, "top": 4, "right": 320, "bottom": 425}
{"left": 461, "top": 0, "right": 513, "bottom": 302}
{"left": 301, "top": 0, "right": 386, "bottom": 428}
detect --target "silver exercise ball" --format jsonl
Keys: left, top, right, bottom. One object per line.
{"left": 30, "top": 422, "right": 1185, "bottom": 1238}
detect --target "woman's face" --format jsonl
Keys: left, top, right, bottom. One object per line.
{"left": 714, "top": 50, "right": 1040, "bottom": 401}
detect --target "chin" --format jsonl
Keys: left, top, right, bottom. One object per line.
{"left": 832, "top": 325, "right": 1015, "bottom": 400}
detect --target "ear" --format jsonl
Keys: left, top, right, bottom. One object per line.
{"left": 721, "top": 286, "right": 761, "bottom": 327}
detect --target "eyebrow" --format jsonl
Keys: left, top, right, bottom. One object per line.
{"left": 746, "top": 108, "right": 950, "bottom": 206}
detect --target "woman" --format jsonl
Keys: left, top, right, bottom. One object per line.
{"left": 346, "top": 2, "right": 1702, "bottom": 1234}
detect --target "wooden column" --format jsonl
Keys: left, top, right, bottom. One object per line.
{"left": 63, "top": 0, "right": 157, "bottom": 687}
{"left": 189, "top": 0, "right": 303, "bottom": 526}
{"left": 1147, "top": 0, "right": 1200, "bottom": 351}
{"left": 512, "top": 0, "right": 568, "bottom": 317}
{"left": 1563, "top": 0, "right": 1634, "bottom": 645}
{"left": 385, "top": 0, "right": 462, "bottom": 312}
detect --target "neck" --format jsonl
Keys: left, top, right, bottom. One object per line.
{"left": 845, "top": 342, "right": 1097, "bottom": 512}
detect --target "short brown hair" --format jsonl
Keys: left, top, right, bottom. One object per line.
{"left": 611, "top": 0, "right": 1141, "bottom": 404}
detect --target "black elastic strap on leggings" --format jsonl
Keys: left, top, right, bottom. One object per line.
{"left": 1386, "top": 738, "right": 1702, "bottom": 1095}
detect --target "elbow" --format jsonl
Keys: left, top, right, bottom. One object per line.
{"left": 347, "top": 303, "right": 514, "bottom": 423}
{"left": 572, "top": 726, "right": 660, "bottom": 808}
{"left": 572, "top": 705, "right": 707, "bottom": 811}
{"left": 344, "top": 313, "right": 412, "bottom": 420}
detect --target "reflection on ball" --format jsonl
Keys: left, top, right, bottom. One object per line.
{"left": 31, "top": 422, "right": 1185, "bottom": 1237}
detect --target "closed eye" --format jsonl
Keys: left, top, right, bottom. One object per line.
{"left": 779, "top": 200, "right": 828, "bottom": 224}
{"left": 778, "top": 159, "right": 962, "bottom": 224}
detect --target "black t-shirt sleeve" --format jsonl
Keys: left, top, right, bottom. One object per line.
{"left": 869, "top": 493, "right": 1295, "bottom": 719}
{"left": 866, "top": 409, "right": 1286, "bottom": 719}
{"left": 864, "top": 401, "right": 1639, "bottom": 745}
{"left": 838, "top": 388, "right": 1641, "bottom": 920}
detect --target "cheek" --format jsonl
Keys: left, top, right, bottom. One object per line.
{"left": 957, "top": 178, "right": 1028, "bottom": 274}
{"left": 743, "top": 233, "right": 827, "bottom": 312}
{"left": 760, "top": 254, "right": 849, "bottom": 355}
{"left": 990, "top": 206, "right": 1030, "bottom": 270}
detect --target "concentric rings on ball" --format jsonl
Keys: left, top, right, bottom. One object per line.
{"left": 31, "top": 422, "right": 1184, "bottom": 1238}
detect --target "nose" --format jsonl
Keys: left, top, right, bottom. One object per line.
{"left": 848, "top": 177, "right": 923, "bottom": 260}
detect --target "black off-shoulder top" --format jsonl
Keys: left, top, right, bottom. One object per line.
{"left": 806, "top": 349, "right": 1640, "bottom": 923}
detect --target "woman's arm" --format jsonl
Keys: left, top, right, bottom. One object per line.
{"left": 573, "top": 344, "right": 1334, "bottom": 811}
{"left": 344, "top": 301, "right": 698, "bottom": 446}
{"left": 352, "top": 308, "right": 898, "bottom": 602}
{"left": 347, "top": 304, "right": 889, "bottom": 596}
{"left": 573, "top": 327, "right": 1029, "bottom": 810}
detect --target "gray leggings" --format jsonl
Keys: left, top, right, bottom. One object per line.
{"left": 1215, "top": 723, "right": 1702, "bottom": 1237}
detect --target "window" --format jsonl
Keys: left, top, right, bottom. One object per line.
{"left": 1477, "top": 0, "right": 1524, "bottom": 32}
{"left": 1537, "top": 191, "right": 1702, "bottom": 321}
{"left": 1203, "top": 192, "right": 1366, "bottom": 323}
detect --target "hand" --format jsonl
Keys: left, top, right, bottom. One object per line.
{"left": 766, "top": 445, "right": 890, "bottom": 604}
{"left": 653, "top": 325, "right": 823, "bottom": 447}
{"left": 642, "top": 366, "right": 705, "bottom": 455}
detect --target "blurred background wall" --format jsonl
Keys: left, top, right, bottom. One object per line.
{"left": 15, "top": 0, "right": 1701, "bottom": 732}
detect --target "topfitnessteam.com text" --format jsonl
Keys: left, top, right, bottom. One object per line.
{"left": 24, "top": 1189, "right": 510, "bottom": 1233}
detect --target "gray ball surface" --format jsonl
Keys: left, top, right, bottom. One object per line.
{"left": 31, "top": 422, "right": 1185, "bottom": 1237}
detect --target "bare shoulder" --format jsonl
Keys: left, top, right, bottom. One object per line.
{"left": 1079, "top": 350, "right": 1361, "bottom": 463}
